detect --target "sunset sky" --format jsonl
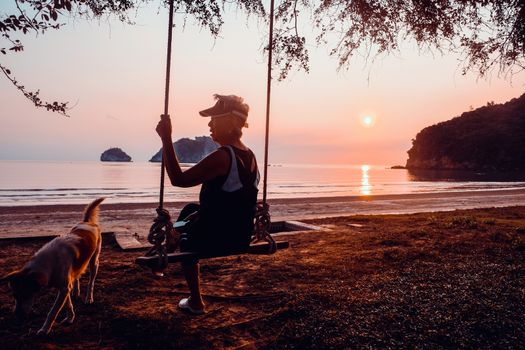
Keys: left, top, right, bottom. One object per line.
{"left": 1, "top": 2, "right": 524, "bottom": 166}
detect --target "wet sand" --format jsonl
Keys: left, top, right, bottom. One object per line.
{"left": 2, "top": 188, "right": 525, "bottom": 239}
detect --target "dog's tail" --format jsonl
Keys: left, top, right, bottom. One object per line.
{"left": 83, "top": 197, "right": 105, "bottom": 224}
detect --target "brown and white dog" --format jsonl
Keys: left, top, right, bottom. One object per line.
{"left": 0, "top": 197, "right": 105, "bottom": 335}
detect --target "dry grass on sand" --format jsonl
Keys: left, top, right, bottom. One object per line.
{"left": 0, "top": 206, "right": 524, "bottom": 349}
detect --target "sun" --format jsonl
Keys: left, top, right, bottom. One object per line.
{"left": 360, "top": 115, "right": 375, "bottom": 128}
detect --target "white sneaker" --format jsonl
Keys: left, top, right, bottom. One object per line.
{"left": 178, "top": 298, "right": 205, "bottom": 315}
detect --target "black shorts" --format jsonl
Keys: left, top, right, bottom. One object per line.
{"left": 176, "top": 203, "right": 251, "bottom": 262}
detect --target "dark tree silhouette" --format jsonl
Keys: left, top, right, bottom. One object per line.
{"left": 406, "top": 93, "right": 525, "bottom": 171}
{"left": 2, "top": 1, "right": 525, "bottom": 115}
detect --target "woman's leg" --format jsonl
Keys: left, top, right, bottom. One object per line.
{"left": 178, "top": 204, "right": 206, "bottom": 310}
{"left": 178, "top": 203, "right": 200, "bottom": 221}
{"left": 166, "top": 203, "right": 200, "bottom": 253}
{"left": 182, "top": 262, "right": 205, "bottom": 310}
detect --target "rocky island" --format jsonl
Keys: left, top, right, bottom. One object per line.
{"left": 150, "top": 136, "right": 218, "bottom": 163}
{"left": 406, "top": 93, "right": 525, "bottom": 171}
{"left": 100, "top": 147, "right": 132, "bottom": 162}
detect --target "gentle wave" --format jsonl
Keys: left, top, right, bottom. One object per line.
{"left": 1, "top": 160, "right": 525, "bottom": 206}
{"left": 0, "top": 188, "right": 129, "bottom": 192}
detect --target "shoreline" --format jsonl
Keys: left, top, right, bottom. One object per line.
{"left": 1, "top": 188, "right": 525, "bottom": 239}
{"left": 2, "top": 187, "right": 525, "bottom": 209}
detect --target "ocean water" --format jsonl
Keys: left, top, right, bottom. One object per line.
{"left": 1, "top": 160, "right": 525, "bottom": 206}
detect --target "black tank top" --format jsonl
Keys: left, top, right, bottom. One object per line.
{"left": 199, "top": 146, "right": 259, "bottom": 241}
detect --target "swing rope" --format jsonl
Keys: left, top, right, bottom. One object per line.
{"left": 145, "top": 0, "right": 176, "bottom": 272}
{"left": 262, "top": 0, "right": 274, "bottom": 206}
{"left": 252, "top": 0, "right": 276, "bottom": 252}
{"left": 159, "top": 0, "right": 175, "bottom": 209}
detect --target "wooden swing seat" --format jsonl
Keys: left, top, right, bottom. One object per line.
{"left": 135, "top": 240, "right": 289, "bottom": 268}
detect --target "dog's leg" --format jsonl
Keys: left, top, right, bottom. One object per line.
{"left": 72, "top": 278, "right": 80, "bottom": 299}
{"left": 58, "top": 293, "right": 75, "bottom": 325}
{"left": 85, "top": 243, "right": 101, "bottom": 304}
{"left": 37, "top": 288, "right": 70, "bottom": 336}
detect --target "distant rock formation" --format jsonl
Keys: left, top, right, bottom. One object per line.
{"left": 100, "top": 147, "right": 132, "bottom": 162}
{"left": 406, "top": 93, "right": 525, "bottom": 171}
{"left": 150, "top": 136, "right": 218, "bottom": 163}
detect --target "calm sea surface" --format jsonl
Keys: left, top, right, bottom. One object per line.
{"left": 1, "top": 160, "right": 525, "bottom": 206}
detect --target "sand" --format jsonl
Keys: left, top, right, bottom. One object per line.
{"left": 2, "top": 188, "right": 525, "bottom": 239}
{"left": 0, "top": 195, "right": 524, "bottom": 349}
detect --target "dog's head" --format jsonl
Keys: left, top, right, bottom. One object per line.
{"left": 0, "top": 269, "right": 47, "bottom": 318}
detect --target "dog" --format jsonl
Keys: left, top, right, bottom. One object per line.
{"left": 0, "top": 197, "right": 105, "bottom": 335}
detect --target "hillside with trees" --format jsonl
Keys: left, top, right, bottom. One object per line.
{"left": 406, "top": 93, "right": 525, "bottom": 171}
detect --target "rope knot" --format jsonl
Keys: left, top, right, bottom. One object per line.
{"left": 253, "top": 202, "right": 276, "bottom": 253}
{"left": 146, "top": 207, "right": 174, "bottom": 273}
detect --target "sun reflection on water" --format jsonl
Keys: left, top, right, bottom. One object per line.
{"left": 360, "top": 164, "right": 372, "bottom": 195}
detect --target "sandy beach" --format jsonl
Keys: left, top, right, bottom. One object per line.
{"left": 1, "top": 189, "right": 525, "bottom": 239}
{"left": 0, "top": 194, "right": 524, "bottom": 349}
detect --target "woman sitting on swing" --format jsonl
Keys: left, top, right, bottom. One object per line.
{"left": 155, "top": 94, "right": 260, "bottom": 314}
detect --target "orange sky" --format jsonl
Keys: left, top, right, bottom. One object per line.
{"left": 1, "top": 4, "right": 524, "bottom": 166}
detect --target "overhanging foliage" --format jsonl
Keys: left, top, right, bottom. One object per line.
{"left": 2, "top": 0, "right": 524, "bottom": 115}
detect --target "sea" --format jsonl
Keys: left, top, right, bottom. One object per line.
{"left": 1, "top": 160, "right": 525, "bottom": 206}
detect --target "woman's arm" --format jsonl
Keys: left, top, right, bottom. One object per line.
{"left": 156, "top": 115, "right": 229, "bottom": 187}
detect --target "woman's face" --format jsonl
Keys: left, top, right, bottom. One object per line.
{"left": 208, "top": 117, "right": 231, "bottom": 143}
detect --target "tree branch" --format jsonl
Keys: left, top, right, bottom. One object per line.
{"left": 1, "top": 63, "right": 70, "bottom": 117}
{"left": 15, "top": 0, "right": 39, "bottom": 33}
